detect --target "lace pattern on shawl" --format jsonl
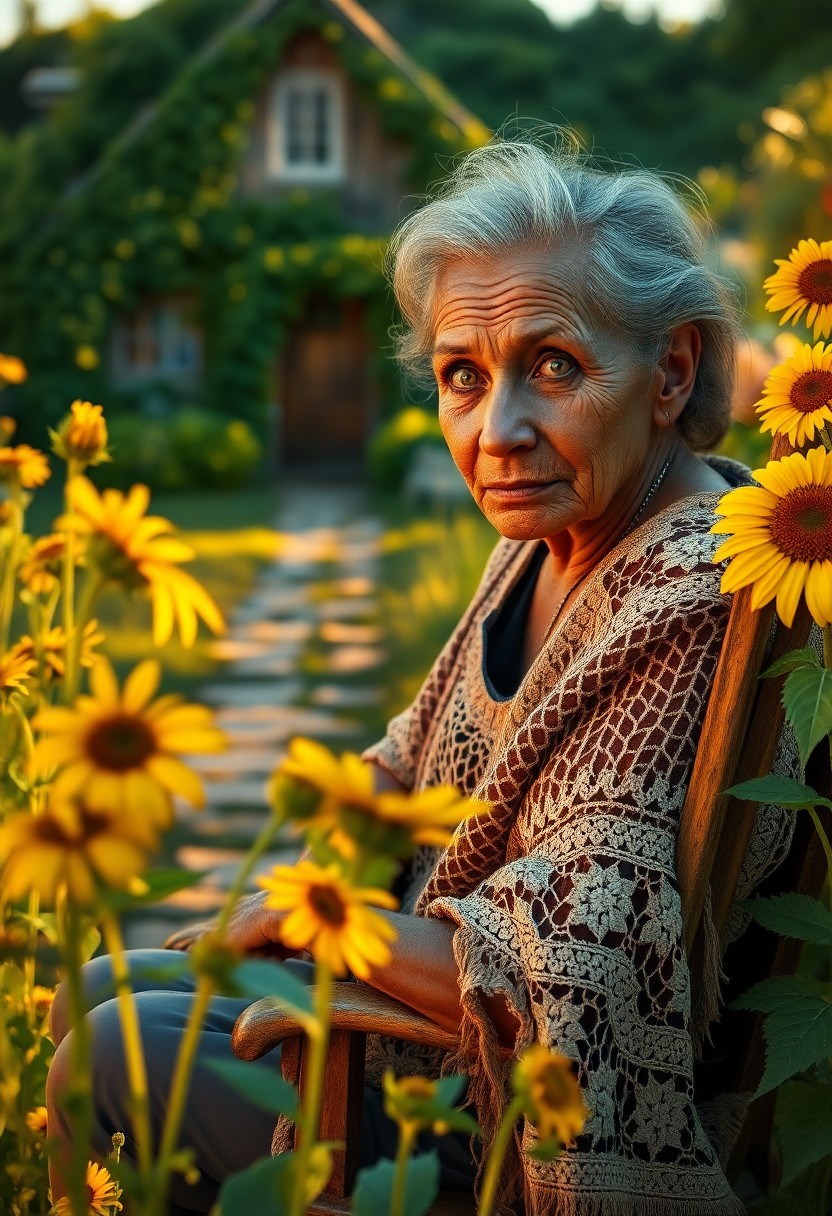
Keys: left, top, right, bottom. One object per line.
{"left": 358, "top": 488, "right": 794, "bottom": 1215}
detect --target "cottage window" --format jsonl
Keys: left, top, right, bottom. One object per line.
{"left": 111, "top": 299, "right": 202, "bottom": 383}
{"left": 269, "top": 69, "right": 344, "bottom": 182}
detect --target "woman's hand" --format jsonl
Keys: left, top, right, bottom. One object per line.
{"left": 225, "top": 888, "right": 294, "bottom": 958}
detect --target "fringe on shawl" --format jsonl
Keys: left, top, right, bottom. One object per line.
{"left": 690, "top": 884, "right": 729, "bottom": 1060}
{"left": 695, "top": 1091, "right": 753, "bottom": 1173}
{"left": 438, "top": 920, "right": 534, "bottom": 1213}
{"left": 522, "top": 1182, "right": 746, "bottom": 1216}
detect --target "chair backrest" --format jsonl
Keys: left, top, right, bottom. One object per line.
{"left": 674, "top": 431, "right": 831, "bottom": 1185}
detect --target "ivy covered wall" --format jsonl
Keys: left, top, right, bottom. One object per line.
{"left": 2, "top": 0, "right": 488, "bottom": 444}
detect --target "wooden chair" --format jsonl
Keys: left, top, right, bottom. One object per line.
{"left": 231, "top": 433, "right": 831, "bottom": 1212}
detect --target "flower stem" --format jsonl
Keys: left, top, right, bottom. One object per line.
{"left": 0, "top": 493, "right": 22, "bottom": 653}
{"left": 477, "top": 1096, "right": 524, "bottom": 1216}
{"left": 60, "top": 465, "right": 78, "bottom": 697}
{"left": 100, "top": 911, "right": 153, "bottom": 1176}
{"left": 62, "top": 571, "right": 102, "bottom": 705}
{"left": 147, "top": 974, "right": 213, "bottom": 1216}
{"left": 23, "top": 888, "right": 39, "bottom": 1028}
{"left": 59, "top": 898, "right": 94, "bottom": 1216}
{"left": 288, "top": 962, "right": 333, "bottom": 1216}
{"left": 390, "top": 1126, "right": 417, "bottom": 1216}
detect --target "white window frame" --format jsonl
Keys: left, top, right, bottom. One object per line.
{"left": 267, "top": 67, "right": 345, "bottom": 183}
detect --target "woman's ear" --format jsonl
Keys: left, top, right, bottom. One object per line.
{"left": 654, "top": 324, "right": 701, "bottom": 427}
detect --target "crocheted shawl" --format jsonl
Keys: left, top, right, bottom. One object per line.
{"left": 360, "top": 469, "right": 797, "bottom": 1216}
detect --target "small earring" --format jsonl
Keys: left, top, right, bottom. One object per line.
{"left": 663, "top": 409, "right": 671, "bottom": 426}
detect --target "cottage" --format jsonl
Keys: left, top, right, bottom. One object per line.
{"left": 14, "top": 0, "right": 489, "bottom": 473}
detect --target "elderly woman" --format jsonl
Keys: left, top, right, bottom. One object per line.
{"left": 47, "top": 138, "right": 795, "bottom": 1215}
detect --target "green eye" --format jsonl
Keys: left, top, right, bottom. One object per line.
{"left": 538, "top": 355, "right": 574, "bottom": 380}
{"left": 449, "top": 366, "right": 479, "bottom": 389}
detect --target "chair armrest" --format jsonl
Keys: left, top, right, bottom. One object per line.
{"left": 231, "top": 982, "right": 462, "bottom": 1061}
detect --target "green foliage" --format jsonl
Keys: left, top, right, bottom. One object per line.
{"left": 781, "top": 662, "right": 832, "bottom": 767}
{"left": 108, "top": 408, "right": 264, "bottom": 492}
{"left": 352, "top": 1150, "right": 440, "bottom": 1216}
{"left": 228, "top": 958, "right": 313, "bottom": 1020}
{"left": 778, "top": 1079, "right": 832, "bottom": 1186}
{"left": 742, "top": 894, "right": 832, "bottom": 945}
{"left": 762, "top": 648, "right": 822, "bottom": 680}
{"left": 218, "top": 1151, "right": 295, "bottom": 1214}
{"left": 723, "top": 773, "right": 832, "bottom": 811}
{"left": 732, "top": 975, "right": 832, "bottom": 1095}
{"left": 367, "top": 406, "right": 445, "bottom": 491}
{"left": 205, "top": 1058, "right": 298, "bottom": 1117}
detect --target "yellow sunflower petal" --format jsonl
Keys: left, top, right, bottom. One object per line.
{"left": 804, "top": 562, "right": 832, "bottom": 628}
{"left": 774, "top": 560, "right": 810, "bottom": 628}
{"left": 122, "top": 659, "right": 162, "bottom": 713}
{"left": 89, "top": 659, "right": 120, "bottom": 707}
{"left": 145, "top": 754, "right": 205, "bottom": 808}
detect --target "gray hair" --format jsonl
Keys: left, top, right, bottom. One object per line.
{"left": 389, "top": 133, "right": 742, "bottom": 451}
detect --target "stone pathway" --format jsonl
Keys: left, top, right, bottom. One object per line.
{"left": 125, "top": 480, "right": 386, "bottom": 948}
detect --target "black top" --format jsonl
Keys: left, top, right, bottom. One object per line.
{"left": 481, "top": 542, "right": 548, "bottom": 701}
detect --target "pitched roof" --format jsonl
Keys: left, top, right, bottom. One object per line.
{"left": 66, "top": 0, "right": 489, "bottom": 201}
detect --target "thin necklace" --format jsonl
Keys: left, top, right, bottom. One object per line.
{"left": 541, "top": 448, "right": 677, "bottom": 644}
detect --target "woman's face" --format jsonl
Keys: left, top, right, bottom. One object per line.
{"left": 431, "top": 244, "right": 666, "bottom": 542}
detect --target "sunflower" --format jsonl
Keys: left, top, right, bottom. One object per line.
{"left": 50, "top": 1160, "right": 122, "bottom": 1215}
{"left": 711, "top": 446, "right": 832, "bottom": 627}
{"left": 754, "top": 341, "right": 832, "bottom": 445}
{"left": 31, "top": 657, "right": 226, "bottom": 827}
{"left": 32, "top": 985, "right": 56, "bottom": 1015}
{"left": 0, "top": 416, "right": 16, "bottom": 442}
{"left": 49, "top": 400, "right": 110, "bottom": 468}
{"left": 16, "top": 621, "right": 103, "bottom": 682}
{"left": 382, "top": 1072, "right": 478, "bottom": 1138}
{"left": 19, "top": 533, "right": 81, "bottom": 597}
{"left": 0, "top": 797, "right": 153, "bottom": 906}
{"left": 0, "top": 644, "right": 37, "bottom": 703}
{"left": 25, "top": 1106, "right": 48, "bottom": 1137}
{"left": 275, "top": 737, "right": 490, "bottom": 859}
{"left": 765, "top": 238, "right": 832, "bottom": 341}
{"left": 0, "top": 444, "right": 50, "bottom": 489}
{"left": 512, "top": 1044, "right": 589, "bottom": 1147}
{"left": 257, "top": 859, "right": 398, "bottom": 979}
{"left": 59, "top": 476, "right": 224, "bottom": 647}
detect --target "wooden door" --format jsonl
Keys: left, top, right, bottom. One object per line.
{"left": 279, "top": 297, "right": 372, "bottom": 466}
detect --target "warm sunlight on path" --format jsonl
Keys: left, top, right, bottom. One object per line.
{"left": 125, "top": 480, "right": 385, "bottom": 946}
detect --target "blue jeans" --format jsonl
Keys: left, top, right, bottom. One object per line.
{"left": 47, "top": 949, "right": 476, "bottom": 1213}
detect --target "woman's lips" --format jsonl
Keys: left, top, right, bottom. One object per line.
{"left": 483, "top": 479, "right": 560, "bottom": 501}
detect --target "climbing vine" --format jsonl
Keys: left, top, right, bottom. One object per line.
{"left": 1, "top": 0, "right": 488, "bottom": 439}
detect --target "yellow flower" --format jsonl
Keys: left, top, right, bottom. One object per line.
{"left": 0, "top": 797, "right": 152, "bottom": 906}
{"left": 0, "top": 444, "right": 50, "bottom": 489}
{"left": 50, "top": 1160, "right": 122, "bottom": 1215}
{"left": 0, "top": 416, "right": 16, "bottom": 442}
{"left": 382, "top": 1072, "right": 477, "bottom": 1138}
{"left": 257, "top": 860, "right": 398, "bottom": 979}
{"left": 276, "top": 737, "right": 490, "bottom": 858}
{"left": 19, "top": 533, "right": 81, "bottom": 597}
{"left": 765, "top": 238, "right": 832, "bottom": 340}
{"left": 49, "top": 400, "right": 111, "bottom": 468}
{"left": 711, "top": 446, "right": 832, "bottom": 627}
{"left": 0, "top": 355, "right": 27, "bottom": 385}
{"left": 32, "top": 658, "right": 226, "bottom": 827}
{"left": 74, "top": 345, "right": 100, "bottom": 371}
{"left": 32, "top": 985, "right": 56, "bottom": 1015}
{"left": 60, "top": 476, "right": 224, "bottom": 647}
{"left": 0, "top": 644, "right": 37, "bottom": 702}
{"left": 25, "top": 1106, "right": 48, "bottom": 1137}
{"left": 754, "top": 341, "right": 832, "bottom": 445}
{"left": 512, "top": 1045, "right": 589, "bottom": 1147}
{"left": 16, "top": 620, "right": 103, "bottom": 681}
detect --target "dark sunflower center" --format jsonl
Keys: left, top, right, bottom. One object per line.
{"left": 539, "top": 1064, "right": 571, "bottom": 1108}
{"left": 33, "top": 817, "right": 73, "bottom": 846}
{"left": 770, "top": 485, "right": 832, "bottom": 562}
{"left": 790, "top": 370, "right": 832, "bottom": 413}
{"left": 798, "top": 259, "right": 832, "bottom": 306}
{"left": 87, "top": 714, "right": 156, "bottom": 771}
{"left": 308, "top": 884, "right": 347, "bottom": 927}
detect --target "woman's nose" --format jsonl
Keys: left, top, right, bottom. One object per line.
{"left": 478, "top": 381, "right": 537, "bottom": 455}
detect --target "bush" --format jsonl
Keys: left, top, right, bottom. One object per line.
{"left": 367, "top": 405, "right": 444, "bottom": 491}
{"left": 108, "top": 407, "right": 263, "bottom": 491}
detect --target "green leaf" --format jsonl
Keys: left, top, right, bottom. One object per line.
{"left": 352, "top": 1152, "right": 440, "bottom": 1216}
{"left": 741, "top": 894, "right": 832, "bottom": 944}
{"left": 761, "top": 647, "right": 820, "bottom": 680}
{"left": 434, "top": 1074, "right": 467, "bottom": 1107}
{"left": 218, "top": 1152, "right": 293, "bottom": 1215}
{"left": 204, "top": 1058, "right": 297, "bottom": 1117}
{"left": 228, "top": 959, "right": 313, "bottom": 1019}
{"left": 782, "top": 663, "right": 832, "bottom": 766}
{"left": 778, "top": 1078, "right": 832, "bottom": 1185}
{"left": 723, "top": 774, "right": 832, "bottom": 810}
{"left": 731, "top": 975, "right": 832, "bottom": 1094}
